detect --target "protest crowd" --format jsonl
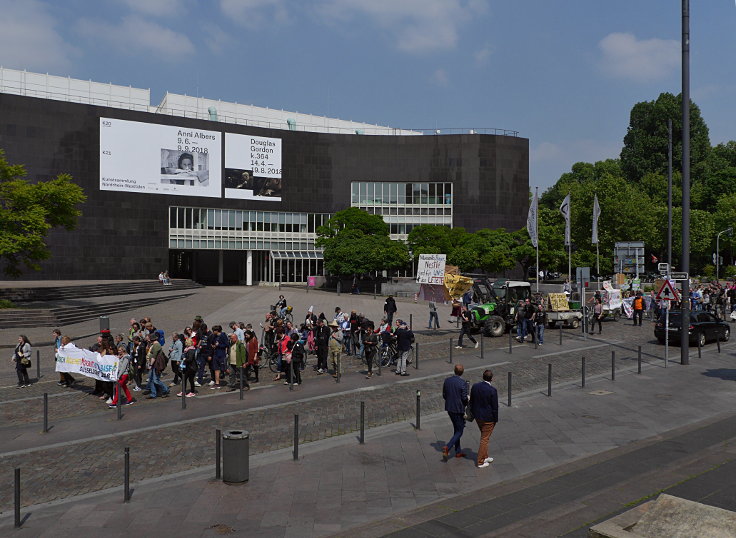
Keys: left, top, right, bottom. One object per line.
{"left": 47, "top": 294, "right": 417, "bottom": 405}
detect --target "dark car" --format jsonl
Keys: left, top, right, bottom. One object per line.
{"left": 654, "top": 311, "right": 730, "bottom": 347}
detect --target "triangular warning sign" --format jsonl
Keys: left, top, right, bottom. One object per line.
{"left": 656, "top": 280, "right": 680, "bottom": 301}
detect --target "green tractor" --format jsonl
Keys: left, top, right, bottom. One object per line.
{"left": 468, "top": 279, "right": 532, "bottom": 337}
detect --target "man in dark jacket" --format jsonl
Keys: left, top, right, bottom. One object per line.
{"left": 442, "top": 364, "right": 469, "bottom": 461}
{"left": 384, "top": 295, "right": 397, "bottom": 325}
{"left": 469, "top": 369, "right": 498, "bottom": 468}
{"left": 211, "top": 325, "right": 229, "bottom": 389}
{"left": 394, "top": 320, "right": 414, "bottom": 376}
{"left": 313, "top": 319, "right": 330, "bottom": 374}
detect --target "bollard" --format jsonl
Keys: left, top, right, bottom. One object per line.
{"left": 36, "top": 349, "right": 40, "bottom": 380}
{"left": 377, "top": 350, "right": 382, "bottom": 376}
{"left": 559, "top": 326, "right": 563, "bottom": 346}
{"left": 43, "top": 392, "right": 49, "bottom": 433}
{"left": 360, "top": 401, "right": 365, "bottom": 444}
{"left": 336, "top": 355, "right": 341, "bottom": 384}
{"left": 289, "top": 359, "right": 294, "bottom": 391}
{"left": 124, "top": 447, "right": 130, "bottom": 502}
{"left": 507, "top": 372, "right": 512, "bottom": 407}
{"left": 508, "top": 330, "right": 513, "bottom": 354}
{"left": 698, "top": 337, "right": 702, "bottom": 358}
{"left": 15, "top": 468, "right": 21, "bottom": 528}
{"left": 535, "top": 330, "right": 538, "bottom": 350}
{"left": 117, "top": 384, "right": 122, "bottom": 420}
{"left": 717, "top": 338, "right": 721, "bottom": 353}
{"left": 293, "top": 414, "right": 299, "bottom": 460}
{"left": 637, "top": 346, "right": 642, "bottom": 374}
{"left": 415, "top": 342, "right": 419, "bottom": 370}
{"left": 415, "top": 390, "right": 421, "bottom": 430}
{"left": 456, "top": 315, "right": 459, "bottom": 328}
{"left": 374, "top": 283, "right": 376, "bottom": 299}
{"left": 611, "top": 350, "right": 615, "bottom": 381}
{"left": 547, "top": 364, "right": 552, "bottom": 396}
{"left": 215, "top": 428, "right": 221, "bottom": 480}
{"left": 337, "top": 281, "right": 341, "bottom": 296}
{"left": 181, "top": 377, "right": 187, "bottom": 409}
{"left": 480, "top": 334, "right": 484, "bottom": 359}
{"left": 409, "top": 314, "right": 413, "bottom": 331}
{"left": 449, "top": 338, "right": 453, "bottom": 363}
{"left": 582, "top": 357, "right": 586, "bottom": 388}
{"left": 240, "top": 366, "right": 245, "bottom": 399}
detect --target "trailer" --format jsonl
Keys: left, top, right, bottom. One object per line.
{"left": 545, "top": 293, "right": 584, "bottom": 329}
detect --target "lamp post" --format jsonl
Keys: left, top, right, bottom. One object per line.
{"left": 716, "top": 227, "right": 733, "bottom": 283}
{"left": 680, "top": 0, "right": 690, "bottom": 366}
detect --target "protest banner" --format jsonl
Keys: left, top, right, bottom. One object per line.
{"left": 416, "top": 254, "right": 446, "bottom": 285}
{"left": 56, "top": 345, "right": 120, "bottom": 381}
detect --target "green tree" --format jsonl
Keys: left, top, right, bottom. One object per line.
{"left": 315, "top": 208, "right": 409, "bottom": 276}
{"left": 407, "top": 224, "right": 464, "bottom": 259}
{"left": 0, "top": 149, "right": 86, "bottom": 276}
{"left": 619, "top": 92, "right": 710, "bottom": 183}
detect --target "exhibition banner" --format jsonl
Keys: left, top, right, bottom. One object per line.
{"left": 56, "top": 345, "right": 119, "bottom": 382}
{"left": 416, "top": 254, "right": 446, "bottom": 284}
{"left": 224, "top": 133, "right": 282, "bottom": 201}
{"left": 100, "top": 117, "right": 222, "bottom": 198}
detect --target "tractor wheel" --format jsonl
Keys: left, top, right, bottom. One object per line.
{"left": 488, "top": 316, "right": 505, "bottom": 337}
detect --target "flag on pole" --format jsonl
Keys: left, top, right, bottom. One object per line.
{"left": 527, "top": 190, "right": 538, "bottom": 248}
{"left": 559, "top": 194, "right": 571, "bottom": 246}
{"left": 592, "top": 194, "right": 601, "bottom": 245}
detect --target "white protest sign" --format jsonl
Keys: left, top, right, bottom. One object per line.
{"left": 416, "top": 254, "right": 447, "bottom": 285}
{"left": 56, "top": 345, "right": 120, "bottom": 382}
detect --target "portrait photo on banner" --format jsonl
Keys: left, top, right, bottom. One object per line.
{"left": 160, "top": 149, "right": 210, "bottom": 187}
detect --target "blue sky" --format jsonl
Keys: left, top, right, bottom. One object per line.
{"left": 1, "top": 0, "right": 734, "bottom": 191}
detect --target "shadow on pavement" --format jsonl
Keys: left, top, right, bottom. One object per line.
{"left": 701, "top": 368, "right": 736, "bottom": 381}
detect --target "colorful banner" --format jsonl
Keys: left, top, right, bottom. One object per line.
{"left": 559, "top": 194, "right": 571, "bottom": 246}
{"left": 527, "top": 190, "right": 538, "bottom": 248}
{"left": 592, "top": 194, "right": 601, "bottom": 245}
{"left": 56, "top": 345, "right": 119, "bottom": 382}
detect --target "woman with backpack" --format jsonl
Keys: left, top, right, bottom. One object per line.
{"left": 13, "top": 335, "right": 32, "bottom": 388}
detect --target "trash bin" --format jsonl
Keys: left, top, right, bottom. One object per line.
{"left": 222, "top": 430, "right": 249, "bottom": 484}
{"left": 99, "top": 316, "right": 110, "bottom": 333}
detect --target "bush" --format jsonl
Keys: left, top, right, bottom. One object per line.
{"left": 723, "top": 265, "right": 736, "bottom": 278}
{"left": 702, "top": 264, "right": 715, "bottom": 277}
{"left": 0, "top": 299, "right": 16, "bottom": 309}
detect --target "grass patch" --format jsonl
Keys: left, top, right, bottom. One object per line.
{"left": 0, "top": 299, "right": 16, "bottom": 309}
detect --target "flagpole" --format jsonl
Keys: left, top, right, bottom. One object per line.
{"left": 568, "top": 193, "right": 571, "bottom": 285}
{"left": 535, "top": 187, "right": 539, "bottom": 293}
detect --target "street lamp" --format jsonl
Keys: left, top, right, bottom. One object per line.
{"left": 716, "top": 227, "right": 733, "bottom": 282}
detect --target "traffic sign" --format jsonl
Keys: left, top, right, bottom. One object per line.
{"left": 658, "top": 263, "right": 669, "bottom": 275}
{"left": 656, "top": 280, "right": 680, "bottom": 302}
{"left": 670, "top": 272, "right": 689, "bottom": 281}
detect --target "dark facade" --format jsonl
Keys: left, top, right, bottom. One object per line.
{"left": 0, "top": 92, "right": 529, "bottom": 281}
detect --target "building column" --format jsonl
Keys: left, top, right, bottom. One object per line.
{"left": 246, "top": 250, "right": 253, "bottom": 286}
{"left": 218, "top": 250, "right": 224, "bottom": 284}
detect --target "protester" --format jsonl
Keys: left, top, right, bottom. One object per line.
{"left": 363, "top": 325, "right": 378, "bottom": 379}
{"left": 13, "top": 335, "right": 32, "bottom": 388}
{"left": 145, "top": 333, "right": 169, "bottom": 399}
{"left": 226, "top": 332, "right": 249, "bottom": 391}
{"left": 394, "top": 320, "right": 414, "bottom": 376}
{"left": 54, "top": 329, "right": 75, "bottom": 387}
{"left": 428, "top": 300, "right": 440, "bottom": 330}
{"left": 456, "top": 307, "right": 478, "bottom": 349}
{"left": 168, "top": 331, "right": 184, "bottom": 387}
{"left": 383, "top": 295, "right": 397, "bottom": 325}
{"left": 109, "top": 345, "right": 135, "bottom": 408}
{"left": 328, "top": 320, "right": 342, "bottom": 378}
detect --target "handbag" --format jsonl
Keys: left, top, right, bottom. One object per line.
{"left": 464, "top": 404, "right": 474, "bottom": 422}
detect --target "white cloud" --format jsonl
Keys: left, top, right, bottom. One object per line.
{"left": 315, "top": 0, "right": 488, "bottom": 53}
{"left": 203, "top": 23, "right": 232, "bottom": 54}
{"left": 474, "top": 45, "right": 492, "bottom": 65}
{"left": 598, "top": 32, "right": 679, "bottom": 83}
{"left": 121, "top": 0, "right": 186, "bottom": 17}
{"left": 0, "top": 0, "right": 76, "bottom": 72}
{"left": 431, "top": 68, "right": 448, "bottom": 87}
{"left": 76, "top": 15, "right": 195, "bottom": 58}
{"left": 219, "top": 0, "right": 289, "bottom": 27}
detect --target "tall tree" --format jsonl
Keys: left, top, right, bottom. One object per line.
{"left": 0, "top": 149, "right": 86, "bottom": 276}
{"left": 619, "top": 92, "right": 710, "bottom": 183}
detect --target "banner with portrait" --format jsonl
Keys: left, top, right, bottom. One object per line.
{"left": 55, "top": 345, "right": 119, "bottom": 382}
{"left": 224, "top": 133, "right": 282, "bottom": 201}
{"left": 100, "top": 117, "right": 222, "bottom": 198}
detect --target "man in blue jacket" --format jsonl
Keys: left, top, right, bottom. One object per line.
{"left": 469, "top": 369, "right": 499, "bottom": 468}
{"left": 442, "top": 364, "right": 469, "bottom": 461}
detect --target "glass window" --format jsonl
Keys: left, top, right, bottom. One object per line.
{"left": 359, "top": 182, "right": 367, "bottom": 203}
{"left": 169, "top": 207, "right": 177, "bottom": 227}
{"left": 351, "top": 183, "right": 358, "bottom": 204}
{"left": 428, "top": 184, "right": 436, "bottom": 204}
{"left": 420, "top": 183, "right": 429, "bottom": 204}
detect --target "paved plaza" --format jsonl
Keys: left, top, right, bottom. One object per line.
{"left": 1, "top": 284, "right": 735, "bottom": 536}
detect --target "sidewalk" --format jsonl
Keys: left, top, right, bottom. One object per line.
{"left": 2, "top": 341, "right": 735, "bottom": 536}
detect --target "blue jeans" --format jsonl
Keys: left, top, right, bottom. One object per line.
{"left": 536, "top": 323, "right": 544, "bottom": 344}
{"left": 344, "top": 334, "right": 352, "bottom": 355}
{"left": 519, "top": 319, "right": 529, "bottom": 340}
{"left": 147, "top": 368, "right": 169, "bottom": 398}
{"left": 428, "top": 311, "right": 439, "bottom": 329}
{"left": 447, "top": 412, "right": 465, "bottom": 453}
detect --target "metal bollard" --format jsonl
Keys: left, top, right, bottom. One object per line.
{"left": 293, "top": 414, "right": 299, "bottom": 460}
{"left": 637, "top": 346, "right": 642, "bottom": 374}
{"left": 535, "top": 330, "right": 538, "bottom": 350}
{"left": 289, "top": 360, "right": 294, "bottom": 391}
{"left": 117, "top": 384, "right": 122, "bottom": 421}
{"left": 415, "top": 390, "right": 421, "bottom": 430}
{"left": 415, "top": 342, "right": 419, "bottom": 369}
{"left": 582, "top": 357, "right": 586, "bottom": 388}
{"left": 449, "top": 338, "right": 453, "bottom": 363}
{"left": 698, "top": 337, "right": 702, "bottom": 358}
{"left": 360, "top": 401, "right": 365, "bottom": 444}
{"left": 480, "top": 334, "right": 484, "bottom": 359}
{"left": 509, "top": 330, "right": 513, "bottom": 354}
{"left": 240, "top": 366, "right": 245, "bottom": 399}
{"left": 559, "top": 326, "right": 563, "bottom": 346}
{"left": 14, "top": 468, "right": 21, "bottom": 527}
{"left": 337, "top": 281, "right": 341, "bottom": 296}
{"left": 547, "top": 364, "right": 552, "bottom": 396}
{"left": 181, "top": 377, "right": 187, "bottom": 409}
{"left": 336, "top": 355, "right": 341, "bottom": 383}
{"left": 124, "top": 447, "right": 130, "bottom": 502}
{"left": 717, "top": 338, "right": 721, "bottom": 353}
{"left": 374, "top": 283, "right": 377, "bottom": 299}
{"left": 409, "top": 314, "right": 413, "bottom": 330}
{"left": 507, "top": 372, "right": 512, "bottom": 407}
{"left": 43, "top": 393, "right": 49, "bottom": 433}
{"left": 215, "top": 429, "right": 221, "bottom": 479}
{"left": 377, "top": 351, "right": 382, "bottom": 376}
{"left": 611, "top": 351, "right": 615, "bottom": 381}
{"left": 36, "top": 349, "right": 40, "bottom": 380}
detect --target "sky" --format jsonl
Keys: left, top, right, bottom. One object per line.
{"left": 1, "top": 0, "right": 735, "bottom": 192}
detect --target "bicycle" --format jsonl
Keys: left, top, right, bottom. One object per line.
{"left": 270, "top": 305, "right": 294, "bottom": 324}
{"left": 259, "top": 345, "right": 281, "bottom": 373}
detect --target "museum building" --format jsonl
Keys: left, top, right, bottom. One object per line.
{"left": 0, "top": 68, "right": 529, "bottom": 284}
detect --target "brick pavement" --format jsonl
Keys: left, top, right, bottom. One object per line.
{"left": 0, "top": 334, "right": 734, "bottom": 536}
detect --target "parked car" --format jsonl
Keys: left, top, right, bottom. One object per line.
{"left": 654, "top": 311, "right": 730, "bottom": 347}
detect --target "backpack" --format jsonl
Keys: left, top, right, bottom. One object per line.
{"left": 155, "top": 329, "right": 165, "bottom": 346}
